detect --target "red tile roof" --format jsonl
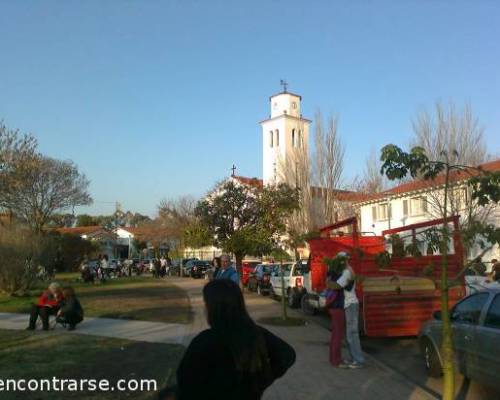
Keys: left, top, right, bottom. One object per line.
{"left": 55, "top": 226, "right": 104, "bottom": 235}
{"left": 232, "top": 175, "right": 368, "bottom": 202}
{"left": 118, "top": 226, "right": 151, "bottom": 235}
{"left": 357, "top": 159, "right": 500, "bottom": 204}
{"left": 232, "top": 176, "right": 264, "bottom": 188}
{"left": 310, "top": 186, "right": 369, "bottom": 202}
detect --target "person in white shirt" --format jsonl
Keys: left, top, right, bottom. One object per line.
{"left": 160, "top": 257, "right": 167, "bottom": 277}
{"left": 328, "top": 251, "right": 365, "bottom": 368}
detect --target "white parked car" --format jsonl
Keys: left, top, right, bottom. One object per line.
{"left": 270, "top": 260, "right": 309, "bottom": 308}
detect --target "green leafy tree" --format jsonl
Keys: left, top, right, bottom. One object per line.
{"left": 76, "top": 214, "right": 98, "bottom": 227}
{"left": 380, "top": 145, "right": 500, "bottom": 400}
{"left": 183, "top": 221, "right": 212, "bottom": 249}
{"left": 195, "top": 180, "right": 299, "bottom": 276}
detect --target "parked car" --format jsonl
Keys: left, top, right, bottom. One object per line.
{"left": 465, "top": 271, "right": 500, "bottom": 295}
{"left": 418, "top": 288, "right": 500, "bottom": 391}
{"left": 247, "top": 264, "right": 275, "bottom": 295}
{"left": 187, "top": 260, "right": 211, "bottom": 279}
{"left": 269, "top": 260, "right": 308, "bottom": 308}
{"left": 180, "top": 258, "right": 198, "bottom": 276}
{"left": 242, "top": 261, "right": 260, "bottom": 286}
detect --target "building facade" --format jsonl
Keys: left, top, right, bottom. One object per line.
{"left": 355, "top": 160, "right": 500, "bottom": 263}
{"left": 260, "top": 91, "right": 311, "bottom": 185}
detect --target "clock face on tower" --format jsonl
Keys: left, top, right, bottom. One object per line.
{"left": 273, "top": 102, "right": 278, "bottom": 110}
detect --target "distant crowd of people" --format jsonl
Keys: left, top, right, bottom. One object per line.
{"left": 150, "top": 256, "right": 172, "bottom": 278}
{"left": 80, "top": 255, "right": 173, "bottom": 283}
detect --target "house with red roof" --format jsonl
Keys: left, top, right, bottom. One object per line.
{"left": 53, "top": 225, "right": 118, "bottom": 259}
{"left": 354, "top": 159, "right": 500, "bottom": 263}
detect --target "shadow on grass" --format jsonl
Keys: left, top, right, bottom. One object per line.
{"left": 96, "top": 306, "right": 195, "bottom": 325}
{"left": 0, "top": 328, "right": 184, "bottom": 400}
{"left": 77, "top": 286, "right": 192, "bottom": 324}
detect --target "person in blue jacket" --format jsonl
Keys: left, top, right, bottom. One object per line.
{"left": 214, "top": 254, "right": 239, "bottom": 284}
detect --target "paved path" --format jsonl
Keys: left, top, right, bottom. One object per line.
{"left": 0, "top": 278, "right": 436, "bottom": 399}
{"left": 0, "top": 312, "right": 188, "bottom": 344}
{"left": 174, "top": 279, "right": 437, "bottom": 400}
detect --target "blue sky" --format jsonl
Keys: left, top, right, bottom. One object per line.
{"left": 1, "top": 1, "right": 499, "bottom": 216}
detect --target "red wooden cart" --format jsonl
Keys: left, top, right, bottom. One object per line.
{"left": 304, "top": 216, "right": 466, "bottom": 337}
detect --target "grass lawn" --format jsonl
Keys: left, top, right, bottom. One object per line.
{"left": 0, "top": 329, "right": 184, "bottom": 400}
{"left": 0, "top": 274, "right": 192, "bottom": 324}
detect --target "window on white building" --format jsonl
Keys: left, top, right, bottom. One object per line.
{"left": 410, "top": 197, "right": 428, "bottom": 216}
{"left": 269, "top": 131, "right": 273, "bottom": 147}
{"left": 275, "top": 129, "right": 279, "bottom": 146}
{"left": 298, "top": 130, "right": 302, "bottom": 148}
{"left": 372, "top": 203, "right": 390, "bottom": 222}
{"left": 403, "top": 200, "right": 409, "bottom": 216}
{"left": 378, "top": 203, "right": 389, "bottom": 220}
{"left": 292, "top": 129, "right": 296, "bottom": 147}
{"left": 452, "top": 187, "right": 469, "bottom": 209}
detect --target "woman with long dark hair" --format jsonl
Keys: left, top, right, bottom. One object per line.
{"left": 162, "top": 279, "right": 295, "bottom": 400}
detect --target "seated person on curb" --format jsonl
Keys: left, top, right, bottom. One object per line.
{"left": 26, "top": 282, "right": 64, "bottom": 331}
{"left": 56, "top": 287, "right": 84, "bottom": 331}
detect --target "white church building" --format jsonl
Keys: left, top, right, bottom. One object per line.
{"left": 184, "top": 86, "right": 361, "bottom": 260}
{"left": 260, "top": 90, "right": 311, "bottom": 185}
{"left": 185, "top": 85, "right": 500, "bottom": 264}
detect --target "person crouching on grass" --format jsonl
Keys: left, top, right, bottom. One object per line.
{"left": 26, "top": 282, "right": 64, "bottom": 331}
{"left": 56, "top": 287, "right": 84, "bottom": 331}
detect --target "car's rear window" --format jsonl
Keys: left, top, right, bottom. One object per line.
{"left": 484, "top": 294, "right": 500, "bottom": 330}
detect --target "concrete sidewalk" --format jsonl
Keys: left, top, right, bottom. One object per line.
{"left": 0, "top": 312, "right": 188, "bottom": 345}
{"left": 172, "top": 278, "right": 437, "bottom": 400}
{"left": 0, "top": 278, "right": 437, "bottom": 399}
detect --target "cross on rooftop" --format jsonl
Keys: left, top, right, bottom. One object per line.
{"left": 280, "top": 79, "right": 288, "bottom": 93}
{"left": 231, "top": 164, "right": 237, "bottom": 177}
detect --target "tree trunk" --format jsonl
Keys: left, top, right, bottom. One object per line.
{"left": 441, "top": 165, "right": 455, "bottom": 400}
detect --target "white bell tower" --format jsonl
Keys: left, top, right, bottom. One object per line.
{"left": 260, "top": 82, "right": 311, "bottom": 185}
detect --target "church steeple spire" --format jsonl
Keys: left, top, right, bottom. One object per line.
{"left": 259, "top": 88, "right": 311, "bottom": 185}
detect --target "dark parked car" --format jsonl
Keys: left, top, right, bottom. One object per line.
{"left": 247, "top": 264, "right": 275, "bottom": 295}
{"left": 186, "top": 260, "right": 211, "bottom": 279}
{"left": 179, "top": 258, "right": 198, "bottom": 276}
{"left": 418, "top": 288, "right": 500, "bottom": 391}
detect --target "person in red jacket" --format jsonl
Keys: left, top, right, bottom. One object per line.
{"left": 26, "top": 282, "right": 64, "bottom": 331}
